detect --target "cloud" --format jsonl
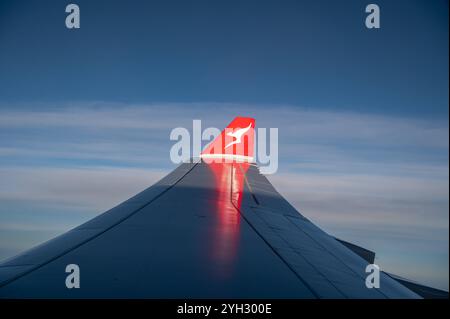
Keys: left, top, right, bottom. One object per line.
{"left": 0, "top": 167, "right": 166, "bottom": 210}
{"left": 268, "top": 172, "right": 449, "bottom": 233}
{"left": 0, "top": 102, "right": 447, "bottom": 171}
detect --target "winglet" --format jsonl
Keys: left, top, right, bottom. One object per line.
{"left": 200, "top": 117, "right": 255, "bottom": 163}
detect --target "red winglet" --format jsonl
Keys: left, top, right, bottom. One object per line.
{"left": 201, "top": 117, "right": 255, "bottom": 163}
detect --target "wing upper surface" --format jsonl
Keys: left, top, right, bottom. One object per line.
{"left": 0, "top": 161, "right": 420, "bottom": 298}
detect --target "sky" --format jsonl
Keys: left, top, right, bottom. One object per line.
{"left": 0, "top": 0, "right": 448, "bottom": 290}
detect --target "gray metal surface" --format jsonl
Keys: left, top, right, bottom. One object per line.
{"left": 238, "top": 164, "right": 420, "bottom": 299}
{"left": 334, "top": 238, "right": 376, "bottom": 264}
{"left": 0, "top": 162, "right": 420, "bottom": 298}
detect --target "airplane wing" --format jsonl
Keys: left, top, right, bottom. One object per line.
{"left": 0, "top": 117, "right": 432, "bottom": 298}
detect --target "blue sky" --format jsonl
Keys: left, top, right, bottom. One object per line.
{"left": 0, "top": 0, "right": 448, "bottom": 115}
{"left": 0, "top": 0, "right": 448, "bottom": 290}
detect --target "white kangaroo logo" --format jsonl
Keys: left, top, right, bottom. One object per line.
{"left": 225, "top": 122, "right": 252, "bottom": 149}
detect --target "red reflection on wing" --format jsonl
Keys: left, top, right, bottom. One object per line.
{"left": 207, "top": 162, "right": 249, "bottom": 279}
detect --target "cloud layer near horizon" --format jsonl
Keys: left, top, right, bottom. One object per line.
{"left": 0, "top": 102, "right": 448, "bottom": 289}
